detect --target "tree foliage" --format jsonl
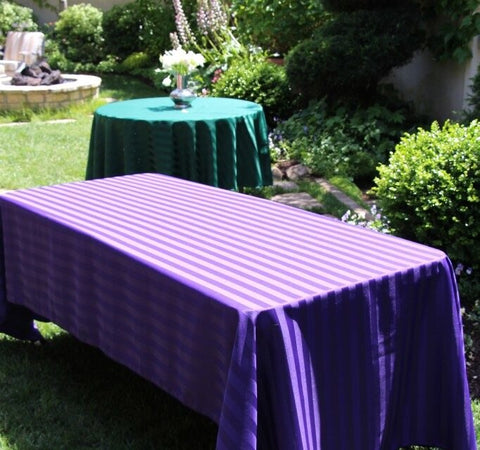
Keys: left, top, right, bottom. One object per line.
{"left": 285, "top": 6, "right": 424, "bottom": 104}
{"left": 0, "top": 0, "right": 37, "bottom": 46}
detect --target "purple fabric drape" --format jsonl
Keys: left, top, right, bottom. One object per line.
{"left": 0, "top": 173, "right": 476, "bottom": 449}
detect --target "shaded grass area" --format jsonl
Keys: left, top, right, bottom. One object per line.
{"left": 0, "top": 324, "right": 217, "bottom": 450}
{"left": 1, "top": 322, "right": 478, "bottom": 450}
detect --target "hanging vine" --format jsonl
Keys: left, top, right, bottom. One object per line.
{"left": 421, "top": 0, "right": 480, "bottom": 63}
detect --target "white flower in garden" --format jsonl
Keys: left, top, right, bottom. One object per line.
{"left": 162, "top": 76, "right": 172, "bottom": 87}
{"left": 160, "top": 48, "right": 206, "bottom": 76}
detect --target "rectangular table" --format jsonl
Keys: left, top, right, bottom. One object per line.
{"left": 0, "top": 173, "right": 476, "bottom": 449}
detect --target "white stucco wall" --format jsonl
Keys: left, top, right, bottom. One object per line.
{"left": 15, "top": 0, "right": 130, "bottom": 24}
{"left": 385, "top": 36, "right": 480, "bottom": 122}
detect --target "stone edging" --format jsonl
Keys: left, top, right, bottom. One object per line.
{"left": 0, "top": 74, "right": 101, "bottom": 110}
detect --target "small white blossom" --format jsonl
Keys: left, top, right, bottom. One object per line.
{"left": 162, "top": 76, "right": 172, "bottom": 87}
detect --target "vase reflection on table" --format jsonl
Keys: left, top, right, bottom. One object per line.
{"left": 170, "top": 73, "right": 196, "bottom": 109}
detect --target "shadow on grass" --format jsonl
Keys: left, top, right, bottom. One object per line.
{"left": 0, "top": 329, "right": 217, "bottom": 450}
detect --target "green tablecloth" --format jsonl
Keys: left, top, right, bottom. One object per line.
{"left": 86, "top": 97, "right": 273, "bottom": 190}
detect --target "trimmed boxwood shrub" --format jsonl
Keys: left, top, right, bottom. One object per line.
{"left": 374, "top": 120, "right": 480, "bottom": 306}
{"left": 285, "top": 6, "right": 423, "bottom": 104}
{"left": 211, "top": 58, "right": 296, "bottom": 126}
{"left": 54, "top": 3, "right": 104, "bottom": 63}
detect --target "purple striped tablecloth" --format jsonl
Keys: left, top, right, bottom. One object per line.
{"left": 0, "top": 173, "right": 476, "bottom": 449}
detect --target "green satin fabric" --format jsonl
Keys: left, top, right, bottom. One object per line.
{"left": 86, "top": 97, "right": 272, "bottom": 190}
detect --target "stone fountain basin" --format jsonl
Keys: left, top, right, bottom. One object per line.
{"left": 0, "top": 74, "right": 102, "bottom": 111}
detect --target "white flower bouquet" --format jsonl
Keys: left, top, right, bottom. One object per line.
{"left": 160, "top": 48, "right": 206, "bottom": 76}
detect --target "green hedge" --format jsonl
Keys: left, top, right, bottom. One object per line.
{"left": 322, "top": 0, "right": 414, "bottom": 11}
{"left": 211, "top": 58, "right": 295, "bottom": 126}
{"left": 103, "top": 0, "right": 174, "bottom": 62}
{"left": 232, "top": 0, "right": 327, "bottom": 55}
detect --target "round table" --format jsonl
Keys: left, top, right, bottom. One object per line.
{"left": 86, "top": 97, "right": 273, "bottom": 190}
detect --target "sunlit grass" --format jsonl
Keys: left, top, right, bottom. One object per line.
{"left": 0, "top": 117, "right": 91, "bottom": 189}
{"left": 0, "top": 74, "right": 164, "bottom": 190}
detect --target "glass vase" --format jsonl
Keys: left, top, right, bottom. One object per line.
{"left": 169, "top": 74, "right": 196, "bottom": 109}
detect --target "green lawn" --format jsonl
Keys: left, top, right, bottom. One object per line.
{"left": 0, "top": 74, "right": 164, "bottom": 191}
{"left": 0, "top": 324, "right": 218, "bottom": 450}
{"left": 0, "top": 118, "right": 91, "bottom": 190}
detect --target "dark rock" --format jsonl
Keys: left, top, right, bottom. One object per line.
{"left": 10, "top": 61, "right": 64, "bottom": 86}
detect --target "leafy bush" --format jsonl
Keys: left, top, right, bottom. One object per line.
{"left": 120, "top": 52, "right": 152, "bottom": 71}
{"left": 45, "top": 38, "right": 98, "bottom": 73}
{"left": 374, "top": 120, "right": 480, "bottom": 306}
{"left": 285, "top": 6, "right": 423, "bottom": 104}
{"left": 102, "top": 2, "right": 142, "bottom": 60}
{"left": 464, "top": 70, "right": 480, "bottom": 122}
{"left": 43, "top": 39, "right": 69, "bottom": 71}
{"left": 53, "top": 4, "right": 104, "bottom": 63}
{"left": 0, "top": 0, "right": 38, "bottom": 45}
{"left": 275, "top": 98, "right": 418, "bottom": 184}
{"left": 211, "top": 57, "right": 296, "bottom": 126}
{"left": 103, "top": 0, "right": 174, "bottom": 62}
{"left": 422, "top": 0, "right": 480, "bottom": 63}
{"left": 232, "top": 0, "right": 328, "bottom": 55}
{"left": 324, "top": 1, "right": 480, "bottom": 63}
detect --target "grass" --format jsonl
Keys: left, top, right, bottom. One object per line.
{"left": 0, "top": 74, "right": 479, "bottom": 449}
{"left": 0, "top": 324, "right": 217, "bottom": 450}
{"left": 0, "top": 74, "right": 164, "bottom": 191}
{"left": 0, "top": 118, "right": 91, "bottom": 189}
